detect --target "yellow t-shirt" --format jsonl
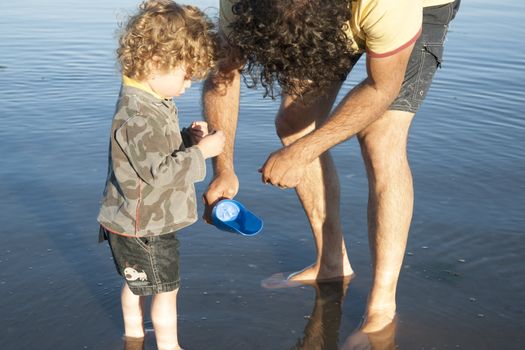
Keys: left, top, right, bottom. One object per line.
{"left": 220, "top": 0, "right": 454, "bottom": 58}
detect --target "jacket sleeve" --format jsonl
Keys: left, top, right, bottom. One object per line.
{"left": 114, "top": 115, "right": 206, "bottom": 188}
{"left": 180, "top": 127, "right": 194, "bottom": 147}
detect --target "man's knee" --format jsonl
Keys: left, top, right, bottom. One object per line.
{"left": 274, "top": 108, "right": 315, "bottom": 142}
{"left": 358, "top": 111, "right": 415, "bottom": 175}
{"left": 274, "top": 112, "right": 291, "bottom": 139}
{"left": 359, "top": 136, "right": 410, "bottom": 173}
{"left": 275, "top": 85, "right": 342, "bottom": 140}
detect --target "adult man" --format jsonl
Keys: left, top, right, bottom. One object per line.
{"left": 203, "top": 0, "right": 460, "bottom": 332}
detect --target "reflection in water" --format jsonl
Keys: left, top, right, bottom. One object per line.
{"left": 341, "top": 319, "right": 396, "bottom": 350}
{"left": 123, "top": 337, "right": 145, "bottom": 350}
{"left": 284, "top": 279, "right": 339, "bottom": 350}
{"left": 291, "top": 279, "right": 348, "bottom": 350}
{"left": 290, "top": 278, "right": 396, "bottom": 350}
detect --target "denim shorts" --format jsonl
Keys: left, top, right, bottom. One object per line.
{"left": 100, "top": 227, "right": 181, "bottom": 296}
{"left": 389, "top": 0, "right": 461, "bottom": 113}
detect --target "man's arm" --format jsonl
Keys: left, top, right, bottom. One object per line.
{"left": 203, "top": 59, "right": 241, "bottom": 176}
{"left": 202, "top": 45, "right": 244, "bottom": 218}
{"left": 260, "top": 43, "right": 415, "bottom": 188}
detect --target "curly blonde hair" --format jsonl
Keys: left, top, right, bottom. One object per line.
{"left": 117, "top": 0, "right": 217, "bottom": 81}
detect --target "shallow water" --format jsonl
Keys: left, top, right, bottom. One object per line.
{"left": 1, "top": 0, "right": 524, "bottom": 349}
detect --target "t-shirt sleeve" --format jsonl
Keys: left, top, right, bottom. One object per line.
{"left": 219, "top": 0, "right": 236, "bottom": 37}
{"left": 361, "top": 0, "right": 423, "bottom": 58}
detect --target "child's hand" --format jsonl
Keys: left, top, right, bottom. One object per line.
{"left": 188, "top": 121, "right": 209, "bottom": 144}
{"left": 197, "top": 130, "right": 225, "bottom": 159}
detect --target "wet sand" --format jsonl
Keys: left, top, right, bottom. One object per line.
{"left": 1, "top": 0, "right": 524, "bottom": 349}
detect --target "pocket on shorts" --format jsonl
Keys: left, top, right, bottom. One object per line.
{"left": 424, "top": 43, "right": 444, "bottom": 68}
{"left": 420, "top": 22, "right": 448, "bottom": 68}
{"left": 134, "top": 236, "right": 151, "bottom": 252}
{"left": 135, "top": 234, "right": 176, "bottom": 253}
{"left": 409, "top": 24, "right": 448, "bottom": 103}
{"left": 420, "top": 0, "right": 458, "bottom": 63}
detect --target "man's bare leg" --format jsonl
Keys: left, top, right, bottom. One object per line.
{"left": 357, "top": 109, "right": 415, "bottom": 332}
{"left": 275, "top": 83, "right": 353, "bottom": 281}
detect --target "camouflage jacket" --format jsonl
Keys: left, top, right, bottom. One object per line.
{"left": 97, "top": 85, "right": 206, "bottom": 237}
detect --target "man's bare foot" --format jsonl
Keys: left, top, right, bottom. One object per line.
{"left": 361, "top": 304, "right": 396, "bottom": 333}
{"left": 341, "top": 317, "right": 397, "bottom": 350}
{"left": 288, "top": 261, "right": 354, "bottom": 282}
{"left": 261, "top": 265, "right": 354, "bottom": 289}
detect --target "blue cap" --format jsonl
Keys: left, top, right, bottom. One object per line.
{"left": 211, "top": 199, "right": 263, "bottom": 236}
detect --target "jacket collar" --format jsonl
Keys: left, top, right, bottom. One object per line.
{"left": 121, "top": 76, "right": 174, "bottom": 109}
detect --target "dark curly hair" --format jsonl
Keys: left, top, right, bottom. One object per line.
{"left": 227, "top": 0, "right": 358, "bottom": 99}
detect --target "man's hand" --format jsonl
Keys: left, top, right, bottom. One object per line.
{"left": 259, "top": 145, "right": 308, "bottom": 189}
{"left": 202, "top": 170, "right": 239, "bottom": 223}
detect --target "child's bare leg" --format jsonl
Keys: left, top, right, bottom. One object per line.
{"left": 121, "top": 283, "right": 145, "bottom": 338}
{"left": 151, "top": 289, "right": 181, "bottom": 350}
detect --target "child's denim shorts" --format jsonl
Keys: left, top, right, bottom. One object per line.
{"left": 100, "top": 227, "right": 180, "bottom": 296}
{"left": 389, "top": 0, "right": 461, "bottom": 113}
